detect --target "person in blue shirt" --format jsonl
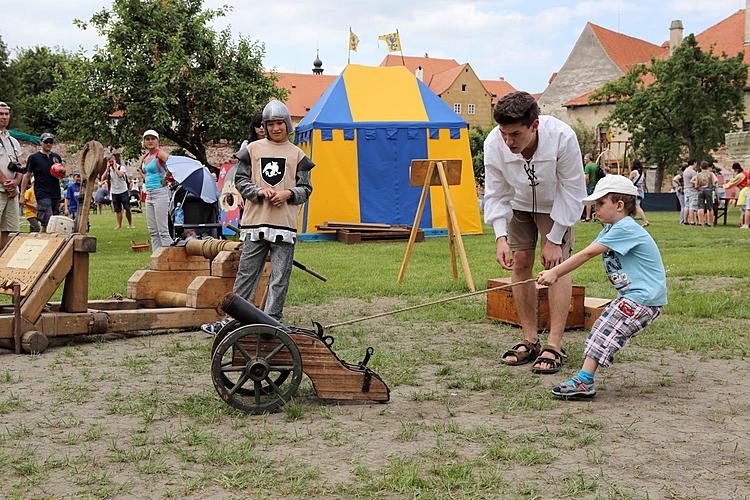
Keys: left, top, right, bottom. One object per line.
{"left": 64, "top": 171, "right": 82, "bottom": 219}
{"left": 537, "top": 174, "right": 667, "bottom": 399}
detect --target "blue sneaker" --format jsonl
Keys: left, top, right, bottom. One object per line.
{"left": 551, "top": 376, "right": 596, "bottom": 400}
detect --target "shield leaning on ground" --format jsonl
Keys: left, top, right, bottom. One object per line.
{"left": 260, "top": 157, "right": 286, "bottom": 186}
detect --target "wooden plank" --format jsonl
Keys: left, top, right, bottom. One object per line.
{"left": 20, "top": 238, "right": 75, "bottom": 324}
{"left": 186, "top": 276, "right": 235, "bottom": 309}
{"left": 0, "top": 234, "right": 67, "bottom": 296}
{"left": 149, "top": 246, "right": 210, "bottom": 271}
{"left": 437, "top": 161, "right": 475, "bottom": 291}
{"left": 321, "top": 221, "right": 392, "bottom": 230}
{"left": 252, "top": 261, "right": 272, "bottom": 308}
{"left": 410, "top": 159, "right": 462, "bottom": 186}
{"left": 339, "top": 229, "right": 423, "bottom": 244}
{"left": 60, "top": 246, "right": 90, "bottom": 313}
{"left": 127, "top": 269, "right": 210, "bottom": 300}
{"left": 211, "top": 250, "right": 240, "bottom": 277}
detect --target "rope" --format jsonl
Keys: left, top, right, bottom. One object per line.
{"left": 324, "top": 277, "right": 538, "bottom": 330}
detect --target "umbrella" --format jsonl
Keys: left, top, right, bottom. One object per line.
{"left": 166, "top": 156, "right": 219, "bottom": 204}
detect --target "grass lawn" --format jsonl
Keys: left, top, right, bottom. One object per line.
{"left": 1, "top": 206, "right": 749, "bottom": 498}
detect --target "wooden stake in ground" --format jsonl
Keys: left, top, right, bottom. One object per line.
{"left": 397, "top": 159, "right": 475, "bottom": 291}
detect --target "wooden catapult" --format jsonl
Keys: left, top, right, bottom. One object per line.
{"left": 0, "top": 141, "right": 273, "bottom": 354}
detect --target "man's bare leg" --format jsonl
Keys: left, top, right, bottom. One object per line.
{"left": 502, "top": 249, "right": 537, "bottom": 363}
{"left": 534, "top": 273, "right": 572, "bottom": 370}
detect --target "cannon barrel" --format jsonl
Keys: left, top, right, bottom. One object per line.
{"left": 218, "top": 293, "right": 290, "bottom": 332}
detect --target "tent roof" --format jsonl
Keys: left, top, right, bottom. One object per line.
{"left": 296, "top": 65, "right": 467, "bottom": 133}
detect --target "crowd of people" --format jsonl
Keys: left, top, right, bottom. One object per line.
{"left": 0, "top": 101, "right": 141, "bottom": 237}
{"left": 672, "top": 159, "right": 750, "bottom": 228}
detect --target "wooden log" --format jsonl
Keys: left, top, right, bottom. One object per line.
{"left": 126, "top": 269, "right": 210, "bottom": 300}
{"left": 154, "top": 291, "right": 188, "bottom": 308}
{"left": 149, "top": 246, "right": 210, "bottom": 271}
{"left": 20, "top": 237, "right": 75, "bottom": 324}
{"left": 186, "top": 276, "right": 235, "bottom": 309}
{"left": 73, "top": 236, "right": 97, "bottom": 253}
{"left": 0, "top": 307, "right": 222, "bottom": 340}
{"left": 211, "top": 250, "right": 240, "bottom": 277}
{"left": 0, "top": 330, "right": 49, "bottom": 353}
{"left": 253, "top": 261, "right": 272, "bottom": 308}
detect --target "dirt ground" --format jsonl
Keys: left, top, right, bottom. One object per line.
{"left": 1, "top": 301, "right": 749, "bottom": 498}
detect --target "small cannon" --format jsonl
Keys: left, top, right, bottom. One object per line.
{"left": 210, "top": 293, "right": 390, "bottom": 414}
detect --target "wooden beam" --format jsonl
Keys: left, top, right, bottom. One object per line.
{"left": 126, "top": 269, "right": 210, "bottom": 300}
{"left": 186, "top": 276, "right": 235, "bottom": 309}
{"left": 211, "top": 250, "right": 240, "bottom": 277}
{"left": 60, "top": 249, "right": 90, "bottom": 313}
{"left": 149, "top": 246, "right": 210, "bottom": 271}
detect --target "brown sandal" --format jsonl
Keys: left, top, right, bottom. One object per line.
{"left": 500, "top": 340, "right": 541, "bottom": 366}
{"left": 531, "top": 344, "right": 567, "bottom": 374}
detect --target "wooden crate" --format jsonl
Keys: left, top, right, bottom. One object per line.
{"left": 584, "top": 297, "right": 613, "bottom": 329}
{"left": 486, "top": 278, "right": 585, "bottom": 331}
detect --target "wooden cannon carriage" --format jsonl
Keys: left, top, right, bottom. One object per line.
{"left": 210, "top": 293, "right": 390, "bottom": 414}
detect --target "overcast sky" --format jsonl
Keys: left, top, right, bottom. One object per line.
{"left": 0, "top": 0, "right": 746, "bottom": 93}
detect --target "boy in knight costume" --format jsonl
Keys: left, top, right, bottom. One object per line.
{"left": 228, "top": 100, "right": 313, "bottom": 323}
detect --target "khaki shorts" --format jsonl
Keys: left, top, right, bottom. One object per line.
{"left": 508, "top": 210, "right": 574, "bottom": 259}
{"left": 0, "top": 191, "right": 20, "bottom": 232}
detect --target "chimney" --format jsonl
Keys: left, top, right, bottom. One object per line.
{"left": 745, "top": 0, "right": 750, "bottom": 45}
{"left": 498, "top": 76, "right": 504, "bottom": 81}
{"left": 669, "top": 20, "right": 683, "bottom": 55}
{"left": 415, "top": 66, "right": 424, "bottom": 81}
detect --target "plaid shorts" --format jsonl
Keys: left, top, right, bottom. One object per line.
{"left": 584, "top": 296, "right": 662, "bottom": 367}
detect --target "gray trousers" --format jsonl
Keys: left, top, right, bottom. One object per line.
{"left": 234, "top": 239, "right": 295, "bottom": 321}
{"left": 146, "top": 186, "right": 173, "bottom": 250}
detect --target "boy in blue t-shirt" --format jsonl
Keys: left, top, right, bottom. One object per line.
{"left": 537, "top": 175, "right": 667, "bottom": 399}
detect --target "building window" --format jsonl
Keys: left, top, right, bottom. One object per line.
{"left": 461, "top": 84, "right": 467, "bottom": 91}
{"left": 453, "top": 103, "right": 462, "bottom": 114}
{"left": 467, "top": 103, "right": 476, "bottom": 115}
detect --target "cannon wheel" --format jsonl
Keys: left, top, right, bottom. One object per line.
{"left": 211, "top": 320, "right": 291, "bottom": 396}
{"left": 211, "top": 324, "right": 303, "bottom": 414}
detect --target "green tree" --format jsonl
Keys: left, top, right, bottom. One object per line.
{"left": 591, "top": 34, "right": 747, "bottom": 191}
{"left": 49, "top": 0, "right": 283, "bottom": 168}
{"left": 469, "top": 125, "right": 490, "bottom": 185}
{"left": 0, "top": 36, "right": 15, "bottom": 111}
{"left": 8, "top": 46, "right": 74, "bottom": 134}
{"left": 570, "top": 119, "right": 597, "bottom": 159}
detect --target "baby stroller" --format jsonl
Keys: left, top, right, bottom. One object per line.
{"left": 168, "top": 185, "right": 222, "bottom": 240}
{"left": 129, "top": 189, "right": 143, "bottom": 213}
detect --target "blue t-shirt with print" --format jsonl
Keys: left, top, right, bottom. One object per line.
{"left": 595, "top": 216, "right": 667, "bottom": 306}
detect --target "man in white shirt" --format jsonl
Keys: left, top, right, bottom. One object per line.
{"left": 0, "top": 101, "right": 23, "bottom": 249}
{"left": 484, "top": 92, "right": 586, "bottom": 374}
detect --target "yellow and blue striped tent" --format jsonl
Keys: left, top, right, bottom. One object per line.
{"left": 294, "top": 64, "right": 482, "bottom": 235}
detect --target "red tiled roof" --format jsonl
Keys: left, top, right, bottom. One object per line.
{"left": 531, "top": 92, "right": 542, "bottom": 101}
{"left": 589, "top": 22, "right": 667, "bottom": 72}
{"left": 273, "top": 73, "right": 337, "bottom": 118}
{"left": 429, "top": 64, "right": 467, "bottom": 94}
{"left": 694, "top": 9, "right": 750, "bottom": 73}
{"left": 481, "top": 79, "right": 518, "bottom": 105}
{"left": 380, "top": 55, "right": 460, "bottom": 85}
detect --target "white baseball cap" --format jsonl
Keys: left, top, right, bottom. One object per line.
{"left": 143, "top": 129, "right": 159, "bottom": 139}
{"left": 583, "top": 174, "right": 637, "bottom": 204}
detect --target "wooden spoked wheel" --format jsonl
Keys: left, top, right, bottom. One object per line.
{"left": 210, "top": 321, "right": 291, "bottom": 396}
{"left": 211, "top": 324, "right": 303, "bottom": 414}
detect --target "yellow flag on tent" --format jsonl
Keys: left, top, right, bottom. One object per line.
{"left": 349, "top": 29, "right": 360, "bottom": 51}
{"left": 378, "top": 32, "right": 401, "bottom": 52}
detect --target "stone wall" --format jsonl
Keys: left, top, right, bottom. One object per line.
{"left": 537, "top": 23, "right": 623, "bottom": 119}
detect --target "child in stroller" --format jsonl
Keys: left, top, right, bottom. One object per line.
{"left": 168, "top": 184, "right": 222, "bottom": 240}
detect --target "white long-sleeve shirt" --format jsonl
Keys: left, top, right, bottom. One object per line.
{"left": 483, "top": 115, "right": 586, "bottom": 245}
